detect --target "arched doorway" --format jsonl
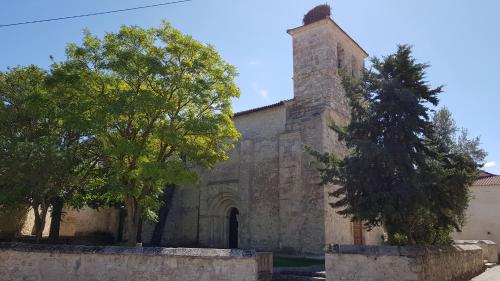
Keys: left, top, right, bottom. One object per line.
{"left": 228, "top": 208, "right": 239, "bottom": 248}
{"left": 204, "top": 191, "right": 241, "bottom": 248}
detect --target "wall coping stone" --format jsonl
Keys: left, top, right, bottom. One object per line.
{"left": 455, "top": 239, "right": 496, "bottom": 245}
{"left": 0, "top": 242, "right": 256, "bottom": 258}
{"left": 326, "top": 244, "right": 482, "bottom": 257}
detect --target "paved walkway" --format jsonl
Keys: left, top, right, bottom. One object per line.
{"left": 472, "top": 266, "right": 500, "bottom": 281}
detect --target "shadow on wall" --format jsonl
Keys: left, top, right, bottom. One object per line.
{"left": 1, "top": 207, "right": 120, "bottom": 245}
{"left": 0, "top": 207, "right": 29, "bottom": 240}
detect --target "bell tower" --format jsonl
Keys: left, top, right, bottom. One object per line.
{"left": 276, "top": 5, "right": 375, "bottom": 254}
{"left": 287, "top": 5, "right": 367, "bottom": 102}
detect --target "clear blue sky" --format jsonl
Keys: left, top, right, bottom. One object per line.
{"left": 1, "top": 0, "right": 499, "bottom": 174}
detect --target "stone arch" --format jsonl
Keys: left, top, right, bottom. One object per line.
{"left": 206, "top": 191, "right": 241, "bottom": 248}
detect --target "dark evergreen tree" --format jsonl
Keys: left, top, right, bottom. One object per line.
{"left": 311, "top": 45, "right": 479, "bottom": 245}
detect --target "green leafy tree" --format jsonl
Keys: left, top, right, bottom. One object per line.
{"left": 0, "top": 66, "right": 97, "bottom": 242}
{"left": 46, "top": 64, "right": 108, "bottom": 241}
{"left": 62, "top": 22, "right": 240, "bottom": 245}
{"left": 311, "top": 45, "right": 479, "bottom": 245}
{"left": 433, "top": 107, "right": 487, "bottom": 164}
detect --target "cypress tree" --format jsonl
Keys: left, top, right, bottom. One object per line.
{"left": 311, "top": 45, "right": 479, "bottom": 245}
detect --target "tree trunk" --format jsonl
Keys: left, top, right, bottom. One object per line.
{"left": 49, "top": 196, "right": 64, "bottom": 242}
{"left": 137, "top": 217, "right": 142, "bottom": 244}
{"left": 125, "top": 195, "right": 141, "bottom": 247}
{"left": 33, "top": 204, "right": 48, "bottom": 243}
{"left": 116, "top": 207, "right": 126, "bottom": 242}
{"left": 150, "top": 184, "right": 176, "bottom": 246}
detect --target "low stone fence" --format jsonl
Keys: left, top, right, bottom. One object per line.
{"left": 0, "top": 243, "right": 260, "bottom": 281}
{"left": 454, "top": 240, "right": 498, "bottom": 263}
{"left": 326, "top": 244, "right": 484, "bottom": 281}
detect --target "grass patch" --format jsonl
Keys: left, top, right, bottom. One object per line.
{"left": 273, "top": 256, "right": 324, "bottom": 267}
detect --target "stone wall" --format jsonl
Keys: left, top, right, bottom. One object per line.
{"left": 0, "top": 243, "right": 260, "bottom": 281}
{"left": 59, "top": 208, "right": 120, "bottom": 237}
{"left": 17, "top": 207, "right": 119, "bottom": 240}
{"left": 141, "top": 105, "right": 288, "bottom": 250}
{"left": 0, "top": 208, "right": 29, "bottom": 240}
{"left": 326, "top": 244, "right": 484, "bottom": 281}
{"left": 454, "top": 240, "right": 498, "bottom": 263}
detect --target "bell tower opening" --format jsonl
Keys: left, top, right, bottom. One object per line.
{"left": 337, "top": 44, "right": 345, "bottom": 70}
{"left": 228, "top": 208, "right": 239, "bottom": 249}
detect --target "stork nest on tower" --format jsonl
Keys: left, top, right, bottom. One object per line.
{"left": 303, "top": 4, "right": 332, "bottom": 25}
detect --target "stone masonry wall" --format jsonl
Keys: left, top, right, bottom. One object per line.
{"left": 59, "top": 208, "right": 119, "bottom": 237}
{"left": 326, "top": 244, "right": 484, "bottom": 281}
{"left": 0, "top": 243, "right": 259, "bottom": 281}
{"left": 15, "top": 207, "right": 118, "bottom": 241}
{"left": 0, "top": 208, "right": 29, "bottom": 240}
{"left": 144, "top": 105, "right": 287, "bottom": 250}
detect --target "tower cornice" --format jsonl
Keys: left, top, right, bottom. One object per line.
{"left": 287, "top": 18, "right": 368, "bottom": 58}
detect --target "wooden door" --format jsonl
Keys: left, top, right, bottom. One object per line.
{"left": 352, "top": 220, "right": 364, "bottom": 245}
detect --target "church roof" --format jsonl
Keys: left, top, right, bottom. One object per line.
{"left": 233, "top": 99, "right": 292, "bottom": 117}
{"left": 473, "top": 172, "right": 500, "bottom": 186}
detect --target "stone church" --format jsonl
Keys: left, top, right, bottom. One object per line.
{"left": 3, "top": 6, "right": 391, "bottom": 255}
{"left": 140, "top": 6, "right": 384, "bottom": 255}
{"left": 4, "top": 5, "right": 498, "bottom": 256}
